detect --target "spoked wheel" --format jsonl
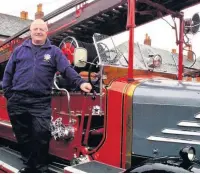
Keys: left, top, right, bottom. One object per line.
{"left": 97, "top": 42, "right": 118, "bottom": 64}
{"left": 59, "top": 36, "right": 79, "bottom": 64}
{"left": 59, "top": 36, "right": 98, "bottom": 72}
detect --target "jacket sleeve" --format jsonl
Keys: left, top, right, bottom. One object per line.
{"left": 55, "top": 47, "right": 86, "bottom": 88}
{"left": 2, "top": 50, "right": 17, "bottom": 99}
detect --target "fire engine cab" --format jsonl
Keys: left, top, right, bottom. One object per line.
{"left": 0, "top": 0, "right": 200, "bottom": 173}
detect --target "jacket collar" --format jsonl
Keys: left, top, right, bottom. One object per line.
{"left": 22, "top": 38, "right": 52, "bottom": 49}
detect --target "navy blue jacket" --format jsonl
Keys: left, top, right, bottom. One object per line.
{"left": 2, "top": 39, "right": 85, "bottom": 98}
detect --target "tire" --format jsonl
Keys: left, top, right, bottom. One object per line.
{"left": 130, "top": 163, "right": 190, "bottom": 173}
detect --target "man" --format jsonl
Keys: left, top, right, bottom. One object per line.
{"left": 2, "top": 19, "right": 92, "bottom": 173}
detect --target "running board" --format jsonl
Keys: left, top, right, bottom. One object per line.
{"left": 0, "top": 146, "right": 65, "bottom": 173}
{"left": 0, "top": 147, "right": 24, "bottom": 173}
{"left": 64, "top": 161, "right": 125, "bottom": 173}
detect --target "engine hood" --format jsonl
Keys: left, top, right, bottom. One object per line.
{"left": 132, "top": 79, "right": 200, "bottom": 158}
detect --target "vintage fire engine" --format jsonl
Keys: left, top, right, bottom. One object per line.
{"left": 0, "top": 0, "right": 200, "bottom": 172}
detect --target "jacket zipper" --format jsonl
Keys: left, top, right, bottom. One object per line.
{"left": 31, "top": 51, "right": 36, "bottom": 90}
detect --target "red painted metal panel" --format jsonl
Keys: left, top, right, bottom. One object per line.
{"left": 0, "top": 95, "right": 9, "bottom": 121}
{"left": 49, "top": 94, "right": 102, "bottom": 160}
{"left": 0, "top": 93, "right": 102, "bottom": 161}
{"left": 92, "top": 80, "right": 128, "bottom": 168}
{"left": 0, "top": 166, "right": 13, "bottom": 173}
{"left": 0, "top": 124, "right": 16, "bottom": 142}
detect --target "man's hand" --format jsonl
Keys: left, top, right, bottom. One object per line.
{"left": 80, "top": 83, "right": 92, "bottom": 93}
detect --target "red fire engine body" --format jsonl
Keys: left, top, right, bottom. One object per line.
{"left": 0, "top": 0, "right": 200, "bottom": 172}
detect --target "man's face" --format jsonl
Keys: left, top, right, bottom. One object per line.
{"left": 30, "top": 22, "right": 48, "bottom": 45}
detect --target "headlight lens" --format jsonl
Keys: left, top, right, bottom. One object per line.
{"left": 188, "top": 148, "right": 195, "bottom": 161}
{"left": 180, "top": 146, "right": 196, "bottom": 162}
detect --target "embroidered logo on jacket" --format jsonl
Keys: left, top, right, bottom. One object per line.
{"left": 44, "top": 54, "right": 51, "bottom": 62}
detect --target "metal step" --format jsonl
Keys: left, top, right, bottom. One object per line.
{"left": 0, "top": 146, "right": 24, "bottom": 172}
{"left": 0, "top": 146, "right": 66, "bottom": 173}
{"left": 64, "top": 161, "right": 125, "bottom": 173}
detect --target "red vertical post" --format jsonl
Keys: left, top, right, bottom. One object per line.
{"left": 77, "top": 96, "right": 87, "bottom": 156}
{"left": 178, "top": 13, "right": 184, "bottom": 80}
{"left": 127, "top": 0, "right": 135, "bottom": 80}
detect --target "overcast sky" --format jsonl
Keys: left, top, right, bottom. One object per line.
{"left": 0, "top": 0, "right": 71, "bottom": 19}
{"left": 135, "top": 4, "right": 200, "bottom": 57}
{"left": 0, "top": 0, "right": 199, "bottom": 57}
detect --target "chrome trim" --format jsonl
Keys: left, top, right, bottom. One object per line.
{"left": 162, "top": 129, "right": 200, "bottom": 136}
{"left": 0, "top": 160, "right": 18, "bottom": 172}
{"left": 195, "top": 113, "right": 200, "bottom": 119}
{"left": 64, "top": 166, "right": 87, "bottom": 173}
{"left": 0, "top": 121, "right": 12, "bottom": 127}
{"left": 177, "top": 121, "right": 200, "bottom": 127}
{"left": 147, "top": 136, "right": 200, "bottom": 145}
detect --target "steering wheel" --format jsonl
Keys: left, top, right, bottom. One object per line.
{"left": 88, "top": 57, "right": 100, "bottom": 91}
